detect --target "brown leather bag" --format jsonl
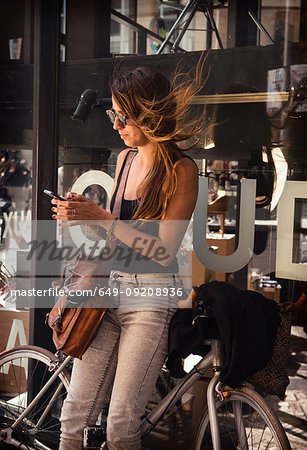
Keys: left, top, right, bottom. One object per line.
{"left": 47, "top": 297, "right": 106, "bottom": 359}
{"left": 46, "top": 255, "right": 110, "bottom": 359}
{"left": 46, "top": 150, "right": 137, "bottom": 359}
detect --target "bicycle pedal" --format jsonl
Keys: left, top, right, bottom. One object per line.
{"left": 83, "top": 425, "right": 106, "bottom": 449}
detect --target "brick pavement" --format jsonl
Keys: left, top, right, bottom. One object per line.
{"left": 273, "top": 326, "right": 307, "bottom": 449}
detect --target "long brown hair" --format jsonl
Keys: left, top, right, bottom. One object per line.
{"left": 111, "top": 55, "right": 208, "bottom": 220}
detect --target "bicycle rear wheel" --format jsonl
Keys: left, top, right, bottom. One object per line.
{"left": 193, "top": 385, "right": 291, "bottom": 450}
{"left": 0, "top": 345, "right": 70, "bottom": 449}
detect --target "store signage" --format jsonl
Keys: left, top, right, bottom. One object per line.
{"left": 1, "top": 210, "right": 31, "bottom": 239}
{"left": 69, "top": 172, "right": 307, "bottom": 281}
{"left": 0, "top": 313, "right": 29, "bottom": 389}
{"left": 276, "top": 181, "right": 307, "bottom": 280}
{"left": 0, "top": 313, "right": 29, "bottom": 380}
{"left": 193, "top": 177, "right": 256, "bottom": 273}
{"left": 194, "top": 178, "right": 307, "bottom": 281}
{"left": 5, "top": 318, "right": 27, "bottom": 351}
{"left": 2, "top": 173, "right": 307, "bottom": 281}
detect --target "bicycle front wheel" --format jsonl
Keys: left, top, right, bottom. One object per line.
{"left": 193, "top": 385, "right": 291, "bottom": 450}
{"left": 0, "top": 345, "right": 70, "bottom": 449}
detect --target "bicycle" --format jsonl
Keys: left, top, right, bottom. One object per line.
{"left": 0, "top": 302, "right": 291, "bottom": 450}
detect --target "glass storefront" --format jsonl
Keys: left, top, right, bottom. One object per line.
{"left": 0, "top": 0, "right": 306, "bottom": 353}
{"left": 0, "top": 0, "right": 34, "bottom": 349}
{"left": 0, "top": 1, "right": 306, "bottom": 448}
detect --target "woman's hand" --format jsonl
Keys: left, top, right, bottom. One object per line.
{"left": 51, "top": 192, "right": 114, "bottom": 223}
{"left": 177, "top": 289, "right": 193, "bottom": 309}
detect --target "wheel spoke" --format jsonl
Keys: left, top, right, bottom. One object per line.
{"left": 0, "top": 347, "right": 70, "bottom": 448}
{"left": 194, "top": 387, "right": 290, "bottom": 450}
{"left": 264, "top": 435, "right": 274, "bottom": 450}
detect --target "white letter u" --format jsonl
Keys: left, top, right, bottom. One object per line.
{"left": 193, "top": 177, "right": 256, "bottom": 273}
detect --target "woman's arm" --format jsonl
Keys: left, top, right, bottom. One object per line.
{"left": 53, "top": 157, "right": 198, "bottom": 266}
{"left": 52, "top": 149, "right": 130, "bottom": 237}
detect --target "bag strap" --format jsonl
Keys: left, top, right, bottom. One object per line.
{"left": 95, "top": 150, "right": 137, "bottom": 284}
{"left": 111, "top": 150, "right": 137, "bottom": 218}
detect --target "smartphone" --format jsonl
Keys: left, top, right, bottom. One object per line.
{"left": 43, "top": 189, "right": 66, "bottom": 201}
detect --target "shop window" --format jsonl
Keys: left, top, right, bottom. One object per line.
{"left": 260, "top": 0, "right": 301, "bottom": 46}
{"left": 111, "top": 0, "right": 137, "bottom": 55}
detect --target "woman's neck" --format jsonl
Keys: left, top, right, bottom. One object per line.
{"left": 136, "top": 142, "right": 155, "bottom": 168}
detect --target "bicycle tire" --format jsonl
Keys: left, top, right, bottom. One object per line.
{"left": 0, "top": 345, "right": 70, "bottom": 449}
{"left": 193, "top": 385, "right": 291, "bottom": 450}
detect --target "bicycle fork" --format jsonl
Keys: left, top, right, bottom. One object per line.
{"left": 205, "top": 338, "right": 226, "bottom": 450}
{"left": 207, "top": 371, "right": 248, "bottom": 450}
{"left": 207, "top": 373, "right": 222, "bottom": 450}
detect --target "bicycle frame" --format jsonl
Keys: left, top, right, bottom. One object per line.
{"left": 141, "top": 338, "right": 224, "bottom": 449}
{"left": 2, "top": 339, "right": 257, "bottom": 450}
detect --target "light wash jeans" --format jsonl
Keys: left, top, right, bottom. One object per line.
{"left": 59, "top": 271, "right": 181, "bottom": 450}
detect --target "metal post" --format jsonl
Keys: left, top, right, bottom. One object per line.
{"left": 227, "top": 0, "right": 260, "bottom": 47}
{"left": 157, "top": 0, "right": 197, "bottom": 54}
{"left": 205, "top": 1, "right": 223, "bottom": 49}
{"left": 172, "top": 0, "right": 200, "bottom": 52}
{"left": 30, "top": 0, "right": 61, "bottom": 351}
{"left": 94, "top": 0, "right": 111, "bottom": 58}
{"left": 248, "top": 9, "right": 274, "bottom": 44}
{"left": 137, "top": 32, "right": 147, "bottom": 55}
{"left": 283, "top": 0, "right": 291, "bottom": 68}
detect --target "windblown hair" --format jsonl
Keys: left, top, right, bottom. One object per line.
{"left": 111, "top": 55, "right": 208, "bottom": 220}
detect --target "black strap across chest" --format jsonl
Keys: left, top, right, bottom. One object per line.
{"left": 111, "top": 150, "right": 137, "bottom": 218}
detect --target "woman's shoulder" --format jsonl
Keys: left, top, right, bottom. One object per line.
{"left": 173, "top": 156, "right": 198, "bottom": 196}
{"left": 117, "top": 148, "right": 132, "bottom": 163}
{"left": 174, "top": 155, "right": 198, "bottom": 179}
{"left": 116, "top": 148, "right": 137, "bottom": 171}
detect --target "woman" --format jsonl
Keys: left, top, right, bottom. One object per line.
{"left": 52, "top": 65, "right": 202, "bottom": 449}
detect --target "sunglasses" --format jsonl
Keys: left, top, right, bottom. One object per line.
{"left": 106, "top": 109, "right": 128, "bottom": 127}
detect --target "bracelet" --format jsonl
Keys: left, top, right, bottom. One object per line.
{"left": 106, "top": 218, "right": 118, "bottom": 241}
